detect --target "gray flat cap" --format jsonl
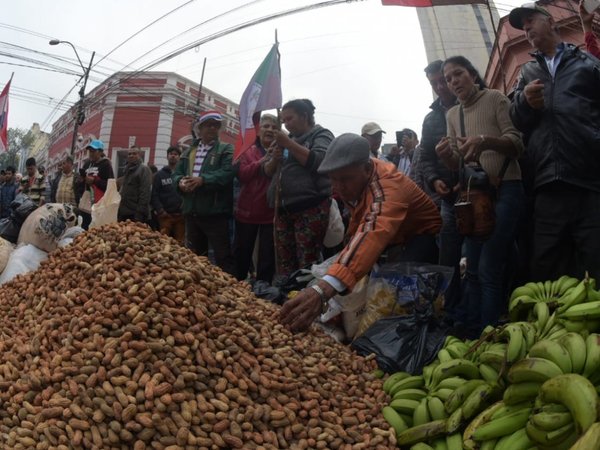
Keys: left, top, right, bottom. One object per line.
{"left": 318, "top": 133, "right": 371, "bottom": 174}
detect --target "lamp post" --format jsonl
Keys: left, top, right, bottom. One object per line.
{"left": 49, "top": 39, "right": 95, "bottom": 157}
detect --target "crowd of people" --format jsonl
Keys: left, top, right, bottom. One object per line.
{"left": 0, "top": 1, "right": 598, "bottom": 338}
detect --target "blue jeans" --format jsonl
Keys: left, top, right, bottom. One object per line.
{"left": 439, "top": 199, "right": 464, "bottom": 320}
{"left": 459, "top": 181, "right": 524, "bottom": 334}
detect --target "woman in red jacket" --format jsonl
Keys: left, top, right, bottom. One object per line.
{"left": 233, "top": 114, "right": 280, "bottom": 283}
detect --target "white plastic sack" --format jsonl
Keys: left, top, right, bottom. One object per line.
{"left": 58, "top": 226, "right": 85, "bottom": 248}
{"left": 90, "top": 179, "right": 121, "bottom": 229}
{"left": 0, "top": 238, "right": 14, "bottom": 273}
{"left": 319, "top": 276, "right": 369, "bottom": 339}
{"left": 310, "top": 253, "right": 340, "bottom": 279}
{"left": 17, "top": 203, "right": 78, "bottom": 253}
{"left": 323, "top": 200, "right": 344, "bottom": 248}
{"left": 0, "top": 244, "right": 48, "bottom": 285}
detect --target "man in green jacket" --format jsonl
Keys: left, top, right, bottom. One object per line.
{"left": 173, "top": 111, "right": 235, "bottom": 274}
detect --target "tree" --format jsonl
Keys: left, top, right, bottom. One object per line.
{"left": 1, "top": 127, "right": 33, "bottom": 170}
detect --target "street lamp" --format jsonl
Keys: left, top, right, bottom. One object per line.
{"left": 49, "top": 39, "right": 95, "bottom": 157}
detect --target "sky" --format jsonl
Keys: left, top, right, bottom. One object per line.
{"left": 0, "top": 0, "right": 523, "bottom": 147}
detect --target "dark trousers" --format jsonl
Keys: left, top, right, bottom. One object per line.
{"left": 386, "top": 234, "right": 439, "bottom": 264}
{"left": 185, "top": 214, "right": 235, "bottom": 275}
{"left": 438, "top": 199, "right": 464, "bottom": 319}
{"left": 233, "top": 221, "right": 275, "bottom": 283}
{"left": 531, "top": 182, "right": 600, "bottom": 282}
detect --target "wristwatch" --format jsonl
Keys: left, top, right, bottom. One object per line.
{"left": 309, "top": 284, "right": 329, "bottom": 314}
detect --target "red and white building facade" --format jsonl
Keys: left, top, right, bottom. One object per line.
{"left": 46, "top": 71, "right": 239, "bottom": 177}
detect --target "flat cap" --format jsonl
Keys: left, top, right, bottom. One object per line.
{"left": 509, "top": 2, "right": 551, "bottom": 29}
{"left": 318, "top": 133, "right": 371, "bottom": 174}
{"left": 361, "top": 122, "right": 386, "bottom": 136}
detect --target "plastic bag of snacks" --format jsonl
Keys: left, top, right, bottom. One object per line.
{"left": 355, "top": 262, "right": 454, "bottom": 337}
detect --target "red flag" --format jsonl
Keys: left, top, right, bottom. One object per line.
{"left": 234, "top": 44, "right": 282, "bottom": 161}
{"left": 0, "top": 76, "right": 12, "bottom": 154}
{"left": 382, "top": 0, "right": 485, "bottom": 6}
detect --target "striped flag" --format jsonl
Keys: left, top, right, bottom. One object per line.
{"left": 382, "top": 0, "right": 485, "bottom": 6}
{"left": 0, "top": 76, "right": 12, "bottom": 153}
{"left": 234, "top": 43, "right": 282, "bottom": 161}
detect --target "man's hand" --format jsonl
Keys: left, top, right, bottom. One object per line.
{"left": 579, "top": 0, "right": 595, "bottom": 32}
{"left": 279, "top": 288, "right": 323, "bottom": 333}
{"left": 85, "top": 175, "right": 95, "bottom": 186}
{"left": 179, "top": 176, "right": 203, "bottom": 192}
{"left": 274, "top": 130, "right": 293, "bottom": 149}
{"left": 457, "top": 135, "right": 485, "bottom": 163}
{"left": 435, "top": 137, "right": 454, "bottom": 161}
{"left": 523, "top": 79, "right": 545, "bottom": 110}
{"left": 433, "top": 179, "right": 451, "bottom": 196}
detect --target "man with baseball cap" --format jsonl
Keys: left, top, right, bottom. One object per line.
{"left": 75, "top": 139, "right": 114, "bottom": 229}
{"left": 173, "top": 110, "right": 235, "bottom": 274}
{"left": 360, "top": 122, "right": 386, "bottom": 157}
{"left": 509, "top": 2, "right": 600, "bottom": 282}
{"left": 279, "top": 133, "right": 441, "bottom": 333}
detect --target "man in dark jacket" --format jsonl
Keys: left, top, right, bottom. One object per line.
{"left": 151, "top": 146, "right": 184, "bottom": 243}
{"left": 76, "top": 139, "right": 115, "bottom": 229}
{"left": 509, "top": 3, "right": 600, "bottom": 281}
{"left": 0, "top": 166, "right": 18, "bottom": 219}
{"left": 118, "top": 146, "right": 152, "bottom": 223}
{"left": 418, "top": 60, "right": 461, "bottom": 314}
{"left": 172, "top": 111, "right": 235, "bottom": 274}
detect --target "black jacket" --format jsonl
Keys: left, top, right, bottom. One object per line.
{"left": 510, "top": 44, "right": 600, "bottom": 193}
{"left": 119, "top": 161, "right": 153, "bottom": 221}
{"left": 75, "top": 157, "right": 115, "bottom": 202}
{"left": 151, "top": 166, "right": 182, "bottom": 215}
{"left": 420, "top": 98, "right": 458, "bottom": 201}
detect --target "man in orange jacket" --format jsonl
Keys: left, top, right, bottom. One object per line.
{"left": 280, "top": 133, "right": 441, "bottom": 333}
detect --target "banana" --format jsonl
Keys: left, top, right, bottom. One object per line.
{"left": 546, "top": 325, "right": 569, "bottom": 341}
{"left": 544, "top": 279, "right": 552, "bottom": 299}
{"left": 556, "top": 275, "right": 580, "bottom": 297}
{"left": 383, "top": 371, "right": 411, "bottom": 394}
{"left": 509, "top": 295, "right": 540, "bottom": 322}
{"left": 437, "top": 348, "right": 453, "bottom": 363}
{"left": 462, "top": 383, "right": 497, "bottom": 420}
{"left": 588, "top": 288, "right": 600, "bottom": 302}
{"left": 446, "top": 407, "right": 462, "bottom": 434}
{"left": 444, "top": 335, "right": 461, "bottom": 347}
{"left": 510, "top": 284, "right": 537, "bottom": 303}
{"left": 583, "top": 333, "right": 600, "bottom": 378}
{"left": 431, "top": 388, "right": 454, "bottom": 402}
{"left": 462, "top": 400, "right": 504, "bottom": 442}
{"left": 431, "top": 438, "right": 448, "bottom": 450}
{"left": 445, "top": 433, "right": 463, "bottom": 450}
{"left": 393, "top": 388, "right": 429, "bottom": 401}
{"left": 431, "top": 359, "right": 480, "bottom": 388}
{"left": 445, "top": 379, "right": 487, "bottom": 414}
{"left": 533, "top": 301, "right": 550, "bottom": 334}
{"left": 561, "top": 300, "right": 600, "bottom": 320}
{"left": 535, "top": 402, "right": 568, "bottom": 414}
{"left": 472, "top": 407, "right": 531, "bottom": 440}
{"left": 413, "top": 397, "right": 431, "bottom": 426}
{"left": 428, "top": 396, "right": 448, "bottom": 421}
{"left": 423, "top": 364, "right": 435, "bottom": 389}
{"left": 478, "top": 439, "right": 497, "bottom": 450}
{"left": 507, "top": 357, "right": 563, "bottom": 384}
{"left": 530, "top": 411, "right": 573, "bottom": 431}
{"left": 523, "top": 281, "right": 544, "bottom": 300}
{"left": 390, "top": 398, "right": 421, "bottom": 416}
{"left": 495, "top": 426, "right": 533, "bottom": 450}
{"left": 569, "top": 422, "right": 600, "bottom": 450}
{"left": 527, "top": 339, "right": 572, "bottom": 374}
{"left": 501, "top": 324, "right": 525, "bottom": 363}
{"left": 436, "top": 376, "right": 467, "bottom": 391}
{"left": 390, "top": 375, "right": 425, "bottom": 397}
{"left": 525, "top": 421, "right": 574, "bottom": 447}
{"left": 372, "top": 368, "right": 385, "bottom": 378}
{"left": 382, "top": 405, "right": 409, "bottom": 436}
{"left": 410, "top": 443, "right": 434, "bottom": 450}
{"left": 539, "top": 311, "right": 557, "bottom": 338}
{"left": 519, "top": 322, "right": 537, "bottom": 350}
{"left": 557, "top": 279, "right": 589, "bottom": 313}
{"left": 538, "top": 373, "right": 599, "bottom": 435}
{"left": 446, "top": 341, "right": 470, "bottom": 359}
{"left": 479, "top": 363, "right": 500, "bottom": 384}
{"left": 558, "top": 332, "right": 587, "bottom": 374}
{"left": 396, "top": 419, "right": 448, "bottom": 447}
{"left": 479, "top": 349, "right": 505, "bottom": 368}
{"left": 559, "top": 318, "right": 600, "bottom": 334}
{"left": 503, "top": 382, "right": 542, "bottom": 405}
{"left": 491, "top": 400, "right": 534, "bottom": 420}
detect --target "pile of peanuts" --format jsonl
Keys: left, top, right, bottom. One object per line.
{"left": 0, "top": 222, "right": 396, "bottom": 449}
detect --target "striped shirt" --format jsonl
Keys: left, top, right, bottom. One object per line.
{"left": 192, "top": 144, "right": 211, "bottom": 177}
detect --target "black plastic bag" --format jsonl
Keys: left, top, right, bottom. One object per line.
{"left": 0, "top": 218, "right": 20, "bottom": 243}
{"left": 10, "top": 194, "right": 38, "bottom": 225}
{"left": 252, "top": 280, "right": 282, "bottom": 303}
{"left": 351, "top": 303, "right": 449, "bottom": 374}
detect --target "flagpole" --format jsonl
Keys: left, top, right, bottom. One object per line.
{"left": 273, "top": 29, "right": 282, "bottom": 281}
{"left": 196, "top": 57, "right": 207, "bottom": 109}
{"left": 485, "top": 0, "right": 508, "bottom": 93}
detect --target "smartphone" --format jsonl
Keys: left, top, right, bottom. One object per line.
{"left": 395, "top": 131, "right": 405, "bottom": 147}
{"left": 584, "top": 0, "right": 600, "bottom": 12}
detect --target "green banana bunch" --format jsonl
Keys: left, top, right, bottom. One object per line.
{"left": 503, "top": 382, "right": 541, "bottom": 405}
{"left": 558, "top": 318, "right": 600, "bottom": 334}
{"left": 529, "top": 410, "right": 573, "bottom": 431}
{"left": 495, "top": 426, "right": 533, "bottom": 450}
{"left": 389, "top": 375, "right": 425, "bottom": 397}
{"left": 393, "top": 388, "right": 428, "bottom": 401}
{"left": 436, "top": 376, "right": 467, "bottom": 391}
{"left": 430, "top": 359, "right": 480, "bottom": 389}
{"left": 396, "top": 419, "right": 447, "bottom": 447}
{"left": 462, "top": 382, "right": 498, "bottom": 420}
{"left": 490, "top": 400, "right": 534, "bottom": 421}
{"left": 427, "top": 396, "right": 448, "bottom": 421}
{"left": 525, "top": 421, "right": 574, "bottom": 447}
{"left": 501, "top": 323, "right": 527, "bottom": 363}
{"left": 557, "top": 332, "right": 587, "bottom": 374}
{"left": 583, "top": 333, "right": 600, "bottom": 378}
{"left": 413, "top": 397, "right": 431, "bottom": 426}
{"left": 557, "top": 278, "right": 589, "bottom": 314}
{"left": 569, "top": 422, "right": 600, "bottom": 450}
{"left": 390, "top": 398, "right": 421, "bottom": 416}
{"left": 560, "top": 300, "right": 600, "bottom": 321}
{"left": 462, "top": 401, "right": 505, "bottom": 450}
{"left": 537, "top": 373, "right": 599, "bottom": 435}
{"left": 527, "top": 339, "right": 572, "bottom": 373}
{"left": 471, "top": 406, "right": 531, "bottom": 441}
{"left": 507, "top": 357, "right": 563, "bottom": 384}
{"left": 445, "top": 341, "right": 471, "bottom": 359}
{"left": 509, "top": 294, "right": 540, "bottom": 322}
{"left": 478, "top": 363, "right": 501, "bottom": 384}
